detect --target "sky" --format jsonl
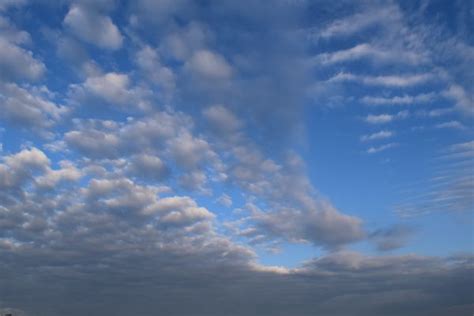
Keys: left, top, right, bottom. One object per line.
{"left": 0, "top": 0, "right": 473, "bottom": 315}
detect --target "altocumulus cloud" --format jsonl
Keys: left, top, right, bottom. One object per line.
{"left": 0, "top": 0, "right": 473, "bottom": 315}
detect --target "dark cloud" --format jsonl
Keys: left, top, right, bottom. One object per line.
{"left": 370, "top": 224, "right": 416, "bottom": 251}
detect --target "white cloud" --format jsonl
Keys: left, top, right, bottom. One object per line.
{"left": 36, "top": 161, "right": 82, "bottom": 189}
{"left": 435, "top": 120, "right": 466, "bottom": 130}
{"left": 169, "top": 132, "right": 215, "bottom": 170}
{"left": 318, "top": 6, "right": 400, "bottom": 38}
{"left": 186, "top": 50, "right": 233, "bottom": 79}
{"left": 367, "top": 142, "right": 398, "bottom": 154}
{"left": 203, "top": 105, "right": 242, "bottom": 134}
{"left": 83, "top": 72, "right": 129, "bottom": 103}
{"left": 365, "top": 111, "right": 408, "bottom": 124}
{"left": 69, "top": 72, "right": 150, "bottom": 109}
{"left": 360, "top": 130, "right": 394, "bottom": 142}
{"left": 136, "top": 45, "right": 175, "bottom": 96}
{"left": 0, "top": 82, "right": 67, "bottom": 131}
{"left": 443, "top": 84, "right": 473, "bottom": 115}
{"left": 126, "top": 154, "right": 169, "bottom": 181}
{"left": 63, "top": 4, "right": 123, "bottom": 50}
{"left": 315, "top": 43, "right": 426, "bottom": 65}
{"left": 3, "top": 147, "right": 50, "bottom": 171}
{"left": 329, "top": 72, "right": 433, "bottom": 87}
{"left": 217, "top": 193, "right": 232, "bottom": 207}
{"left": 0, "top": 38, "right": 45, "bottom": 81}
{"left": 361, "top": 93, "right": 436, "bottom": 106}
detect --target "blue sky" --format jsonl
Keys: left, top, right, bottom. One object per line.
{"left": 0, "top": 0, "right": 473, "bottom": 315}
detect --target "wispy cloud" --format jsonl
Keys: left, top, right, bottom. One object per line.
{"left": 367, "top": 142, "right": 398, "bottom": 154}
{"left": 365, "top": 110, "right": 409, "bottom": 124}
{"left": 329, "top": 72, "right": 434, "bottom": 87}
{"left": 314, "top": 43, "right": 426, "bottom": 65}
{"left": 360, "top": 130, "right": 394, "bottom": 142}
{"left": 435, "top": 120, "right": 466, "bottom": 130}
{"left": 361, "top": 93, "right": 436, "bottom": 106}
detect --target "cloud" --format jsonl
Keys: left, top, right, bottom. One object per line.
{"left": 0, "top": 0, "right": 26, "bottom": 11}
{"left": 443, "top": 84, "right": 473, "bottom": 115}
{"left": 68, "top": 72, "right": 151, "bottom": 110}
{"left": 435, "top": 120, "right": 466, "bottom": 130}
{"left": 367, "top": 142, "right": 398, "bottom": 154}
{"left": 361, "top": 93, "right": 436, "bottom": 106}
{"left": 216, "top": 193, "right": 232, "bottom": 207}
{"left": 395, "top": 140, "right": 474, "bottom": 217}
{"left": 81, "top": 72, "right": 130, "bottom": 103}
{"left": 168, "top": 132, "right": 216, "bottom": 170}
{"left": 63, "top": 4, "right": 123, "bottom": 50}
{"left": 186, "top": 49, "right": 233, "bottom": 79}
{"left": 318, "top": 6, "right": 401, "bottom": 39}
{"left": 314, "top": 43, "right": 426, "bottom": 65}
{"left": 360, "top": 130, "right": 394, "bottom": 142}
{"left": 365, "top": 110, "right": 408, "bottom": 124}
{"left": 0, "top": 38, "right": 45, "bottom": 81}
{"left": 203, "top": 105, "right": 242, "bottom": 135}
{"left": 135, "top": 45, "right": 175, "bottom": 96}
{"left": 251, "top": 202, "right": 365, "bottom": 248}
{"left": 369, "top": 225, "right": 416, "bottom": 251}
{"left": 330, "top": 72, "right": 433, "bottom": 87}
{"left": 0, "top": 83, "right": 67, "bottom": 131}
{"left": 125, "top": 154, "right": 169, "bottom": 181}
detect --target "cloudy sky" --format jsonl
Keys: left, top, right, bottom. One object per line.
{"left": 0, "top": 0, "right": 473, "bottom": 315}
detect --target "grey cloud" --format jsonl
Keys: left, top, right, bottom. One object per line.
{"left": 0, "top": 82, "right": 67, "bottom": 131}
{"left": 369, "top": 224, "right": 416, "bottom": 251}
{"left": 135, "top": 45, "right": 175, "bottom": 98}
{"left": 185, "top": 49, "right": 233, "bottom": 80}
{"left": 250, "top": 202, "right": 365, "bottom": 248}
{"left": 0, "top": 38, "right": 45, "bottom": 82}
{"left": 68, "top": 72, "right": 152, "bottom": 110}
{"left": 443, "top": 84, "right": 473, "bottom": 116}
{"left": 0, "top": 147, "right": 472, "bottom": 316}
{"left": 203, "top": 105, "right": 242, "bottom": 135}
{"left": 125, "top": 154, "right": 169, "bottom": 181}
{"left": 63, "top": 3, "right": 123, "bottom": 50}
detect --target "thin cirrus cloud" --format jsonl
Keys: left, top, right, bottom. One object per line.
{"left": 367, "top": 142, "right": 398, "bottom": 154}
{"left": 360, "top": 130, "right": 394, "bottom": 142}
{"left": 361, "top": 92, "right": 436, "bottom": 106}
{"left": 329, "top": 72, "right": 434, "bottom": 87}
{"left": 314, "top": 43, "right": 427, "bottom": 65}
{"left": 365, "top": 110, "right": 409, "bottom": 124}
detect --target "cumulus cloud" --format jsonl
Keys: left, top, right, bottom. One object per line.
{"left": 135, "top": 45, "right": 175, "bottom": 96}
{"left": 203, "top": 105, "right": 242, "bottom": 134}
{"left": 1, "top": 1, "right": 472, "bottom": 315}
{"left": 63, "top": 4, "right": 123, "bottom": 50}
{"left": 186, "top": 49, "right": 233, "bottom": 79}
{"left": 0, "top": 82, "right": 67, "bottom": 131}
{"left": 0, "top": 37, "right": 45, "bottom": 82}
{"left": 125, "top": 154, "right": 169, "bottom": 181}
{"left": 68, "top": 72, "right": 151, "bottom": 110}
